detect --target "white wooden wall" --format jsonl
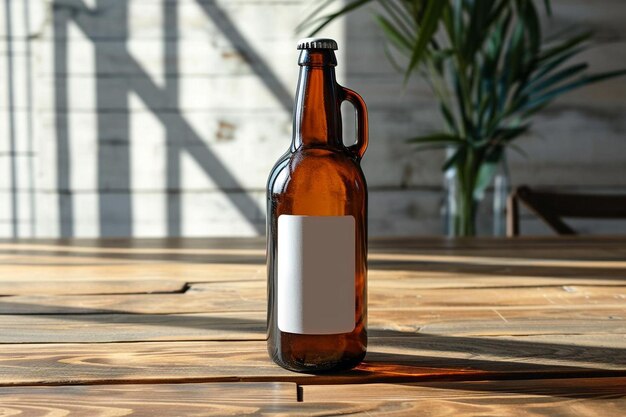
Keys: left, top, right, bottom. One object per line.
{"left": 1, "top": 0, "right": 625, "bottom": 238}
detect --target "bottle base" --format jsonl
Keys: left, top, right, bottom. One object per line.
{"left": 270, "top": 350, "right": 366, "bottom": 374}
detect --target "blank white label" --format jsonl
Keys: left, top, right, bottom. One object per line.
{"left": 277, "top": 215, "right": 355, "bottom": 335}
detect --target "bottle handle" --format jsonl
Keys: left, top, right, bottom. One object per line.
{"left": 340, "top": 86, "right": 369, "bottom": 160}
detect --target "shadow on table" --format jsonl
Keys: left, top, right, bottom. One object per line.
{"left": 1, "top": 299, "right": 625, "bottom": 398}
{"left": 369, "top": 260, "right": 626, "bottom": 279}
{"left": 0, "top": 244, "right": 624, "bottom": 280}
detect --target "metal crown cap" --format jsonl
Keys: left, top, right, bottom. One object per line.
{"left": 297, "top": 37, "right": 338, "bottom": 50}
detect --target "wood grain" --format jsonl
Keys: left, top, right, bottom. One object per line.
{"left": 188, "top": 282, "right": 626, "bottom": 310}
{"left": 2, "top": 379, "right": 623, "bottom": 417}
{"left": 0, "top": 279, "right": 186, "bottom": 296}
{"left": 0, "top": 237, "right": 624, "bottom": 413}
{"left": 2, "top": 236, "right": 626, "bottom": 261}
{"left": 303, "top": 377, "right": 626, "bottom": 401}
{"left": 301, "top": 378, "right": 626, "bottom": 416}
{"left": 0, "top": 284, "right": 623, "bottom": 314}
{"left": 0, "top": 335, "right": 624, "bottom": 387}
{"left": 370, "top": 306, "right": 626, "bottom": 336}
{"left": 0, "top": 264, "right": 623, "bottom": 293}
{"left": 0, "top": 262, "right": 264, "bottom": 282}
{"left": 0, "top": 312, "right": 265, "bottom": 343}
{"left": 370, "top": 270, "right": 626, "bottom": 288}
{"left": 0, "top": 382, "right": 298, "bottom": 417}
{"left": 0, "top": 308, "right": 623, "bottom": 343}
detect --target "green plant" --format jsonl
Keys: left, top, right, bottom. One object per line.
{"left": 301, "top": 0, "right": 626, "bottom": 236}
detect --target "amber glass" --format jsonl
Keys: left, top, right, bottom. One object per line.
{"left": 266, "top": 48, "right": 368, "bottom": 372}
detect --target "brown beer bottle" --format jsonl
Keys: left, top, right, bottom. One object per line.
{"left": 266, "top": 38, "right": 368, "bottom": 372}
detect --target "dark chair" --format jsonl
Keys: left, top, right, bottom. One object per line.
{"left": 506, "top": 185, "right": 626, "bottom": 236}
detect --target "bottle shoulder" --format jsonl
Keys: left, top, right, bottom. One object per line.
{"left": 267, "top": 147, "right": 366, "bottom": 195}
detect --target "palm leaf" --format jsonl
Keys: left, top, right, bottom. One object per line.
{"left": 464, "top": 0, "right": 494, "bottom": 60}
{"left": 299, "top": 0, "right": 626, "bottom": 216}
{"left": 512, "top": 0, "right": 542, "bottom": 53}
{"left": 407, "top": 132, "right": 465, "bottom": 146}
{"left": 473, "top": 156, "right": 500, "bottom": 201}
{"left": 301, "top": 0, "right": 375, "bottom": 36}
{"left": 523, "top": 69, "right": 626, "bottom": 113}
{"left": 518, "top": 46, "right": 585, "bottom": 97}
{"left": 543, "top": 0, "right": 553, "bottom": 15}
{"left": 440, "top": 102, "right": 458, "bottom": 134}
{"left": 524, "top": 63, "right": 588, "bottom": 95}
{"left": 296, "top": 0, "right": 339, "bottom": 33}
{"left": 375, "top": 14, "right": 413, "bottom": 51}
{"left": 379, "top": 0, "right": 415, "bottom": 41}
{"left": 537, "top": 31, "right": 592, "bottom": 64}
{"left": 442, "top": 146, "right": 467, "bottom": 172}
{"left": 405, "top": 1, "right": 447, "bottom": 81}
{"left": 494, "top": 124, "right": 530, "bottom": 142}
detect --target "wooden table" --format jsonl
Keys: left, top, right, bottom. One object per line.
{"left": 0, "top": 237, "right": 624, "bottom": 415}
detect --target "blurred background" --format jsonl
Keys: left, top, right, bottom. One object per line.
{"left": 1, "top": 0, "right": 625, "bottom": 238}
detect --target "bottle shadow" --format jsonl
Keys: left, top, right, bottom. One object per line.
{"left": 1, "top": 237, "right": 625, "bottom": 281}
{"left": 2, "top": 298, "right": 625, "bottom": 399}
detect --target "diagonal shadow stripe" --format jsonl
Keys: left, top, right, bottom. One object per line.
{"left": 117, "top": 59, "right": 266, "bottom": 234}
{"left": 3, "top": 0, "right": 22, "bottom": 238}
{"left": 195, "top": 0, "right": 293, "bottom": 113}
{"left": 23, "top": 0, "right": 37, "bottom": 237}
{"left": 52, "top": 4, "right": 74, "bottom": 237}
{"left": 94, "top": 0, "right": 132, "bottom": 237}
{"left": 163, "top": 1, "right": 181, "bottom": 237}
{"left": 57, "top": 0, "right": 266, "bottom": 235}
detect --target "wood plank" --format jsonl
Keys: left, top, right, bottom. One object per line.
{"left": 1, "top": 236, "right": 624, "bottom": 250}
{"left": 2, "top": 246, "right": 625, "bottom": 267}
{"left": 2, "top": 237, "right": 626, "bottom": 263}
{"left": 0, "top": 284, "right": 623, "bottom": 315}
{"left": 1, "top": 263, "right": 623, "bottom": 291}
{"left": 0, "top": 335, "right": 624, "bottom": 387}
{"left": 0, "top": 279, "right": 186, "bottom": 296}
{"left": 3, "top": 379, "right": 623, "bottom": 417}
{"left": 0, "top": 312, "right": 265, "bottom": 343}
{"left": 0, "top": 263, "right": 622, "bottom": 303}
{"left": 369, "top": 259, "right": 626, "bottom": 280}
{"left": 0, "top": 263, "right": 263, "bottom": 284}
{"left": 0, "top": 235, "right": 623, "bottom": 410}
{"left": 0, "top": 254, "right": 159, "bottom": 266}
{"left": 301, "top": 378, "right": 626, "bottom": 416}
{"left": 368, "top": 236, "right": 626, "bottom": 253}
{"left": 303, "top": 377, "right": 626, "bottom": 401}
{"left": 1, "top": 283, "right": 623, "bottom": 315}
{"left": 0, "top": 252, "right": 262, "bottom": 266}
{"left": 0, "top": 382, "right": 298, "bottom": 417}
{"left": 0, "top": 264, "right": 626, "bottom": 295}
{"left": 365, "top": 334, "right": 626, "bottom": 373}
{"left": 366, "top": 284, "right": 626, "bottom": 308}
{"left": 368, "top": 252, "right": 626, "bottom": 268}
{"left": 0, "top": 308, "right": 623, "bottom": 343}
{"left": 0, "top": 238, "right": 623, "bottom": 293}
{"left": 370, "top": 270, "right": 626, "bottom": 288}
{"left": 188, "top": 282, "right": 626, "bottom": 310}
{"left": 373, "top": 307, "right": 626, "bottom": 336}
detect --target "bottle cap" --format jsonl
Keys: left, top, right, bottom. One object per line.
{"left": 297, "top": 37, "right": 338, "bottom": 50}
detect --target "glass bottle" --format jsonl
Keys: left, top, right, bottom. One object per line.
{"left": 442, "top": 151, "right": 510, "bottom": 236}
{"left": 266, "top": 38, "right": 368, "bottom": 372}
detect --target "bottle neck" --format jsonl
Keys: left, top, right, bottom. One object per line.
{"left": 292, "top": 50, "right": 343, "bottom": 151}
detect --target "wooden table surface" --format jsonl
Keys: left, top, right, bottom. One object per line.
{"left": 0, "top": 237, "right": 625, "bottom": 416}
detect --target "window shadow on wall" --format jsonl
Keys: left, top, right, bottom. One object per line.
{"left": 3, "top": 0, "right": 37, "bottom": 238}
{"left": 49, "top": 0, "right": 293, "bottom": 237}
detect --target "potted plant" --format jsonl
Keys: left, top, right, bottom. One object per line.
{"left": 302, "top": 0, "right": 626, "bottom": 236}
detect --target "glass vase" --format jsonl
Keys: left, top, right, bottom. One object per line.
{"left": 443, "top": 154, "right": 510, "bottom": 237}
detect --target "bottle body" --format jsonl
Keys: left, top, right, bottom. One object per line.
{"left": 266, "top": 40, "right": 368, "bottom": 372}
{"left": 267, "top": 148, "right": 368, "bottom": 372}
